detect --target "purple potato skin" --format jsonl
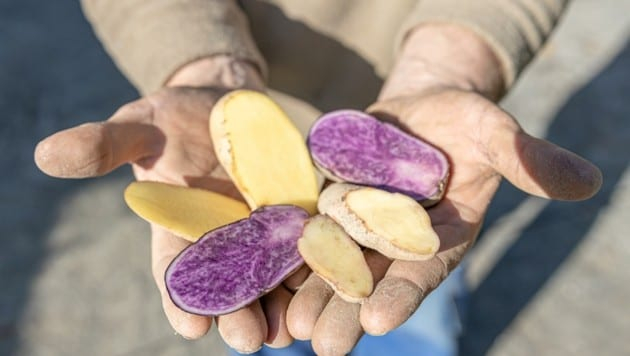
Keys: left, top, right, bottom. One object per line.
{"left": 308, "top": 110, "right": 449, "bottom": 205}
{"left": 165, "top": 205, "right": 308, "bottom": 316}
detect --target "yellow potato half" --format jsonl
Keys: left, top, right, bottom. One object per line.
{"left": 319, "top": 183, "right": 440, "bottom": 261}
{"left": 210, "top": 90, "right": 319, "bottom": 215}
{"left": 298, "top": 215, "right": 373, "bottom": 303}
{"left": 124, "top": 181, "right": 250, "bottom": 242}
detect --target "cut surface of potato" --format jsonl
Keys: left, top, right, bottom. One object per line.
{"left": 308, "top": 110, "right": 449, "bottom": 206}
{"left": 319, "top": 183, "right": 439, "bottom": 261}
{"left": 210, "top": 90, "right": 319, "bottom": 214}
{"left": 124, "top": 181, "right": 250, "bottom": 242}
{"left": 298, "top": 215, "right": 373, "bottom": 303}
{"left": 166, "top": 205, "right": 308, "bottom": 315}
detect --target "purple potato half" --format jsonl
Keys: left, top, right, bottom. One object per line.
{"left": 308, "top": 110, "right": 449, "bottom": 205}
{"left": 165, "top": 205, "right": 309, "bottom": 315}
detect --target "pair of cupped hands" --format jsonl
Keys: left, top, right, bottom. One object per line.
{"left": 34, "top": 25, "right": 601, "bottom": 355}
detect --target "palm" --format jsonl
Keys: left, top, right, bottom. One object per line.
{"left": 35, "top": 86, "right": 278, "bottom": 351}
{"left": 286, "top": 89, "right": 601, "bottom": 355}
{"left": 375, "top": 90, "right": 514, "bottom": 262}
{"left": 127, "top": 87, "right": 241, "bottom": 200}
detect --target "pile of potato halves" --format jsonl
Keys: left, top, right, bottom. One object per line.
{"left": 124, "top": 90, "right": 449, "bottom": 316}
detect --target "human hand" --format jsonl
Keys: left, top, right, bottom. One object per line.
{"left": 285, "top": 24, "right": 603, "bottom": 355}
{"left": 34, "top": 57, "right": 296, "bottom": 352}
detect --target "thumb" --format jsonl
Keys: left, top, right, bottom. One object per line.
{"left": 489, "top": 125, "right": 602, "bottom": 201}
{"left": 34, "top": 101, "right": 164, "bottom": 178}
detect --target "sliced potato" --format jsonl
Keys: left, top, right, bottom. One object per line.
{"left": 298, "top": 215, "right": 373, "bottom": 303}
{"left": 124, "top": 181, "right": 250, "bottom": 242}
{"left": 319, "top": 183, "right": 439, "bottom": 261}
{"left": 210, "top": 90, "right": 319, "bottom": 215}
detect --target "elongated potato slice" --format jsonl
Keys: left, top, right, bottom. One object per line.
{"left": 166, "top": 205, "right": 309, "bottom": 315}
{"left": 124, "top": 181, "right": 250, "bottom": 242}
{"left": 210, "top": 90, "right": 319, "bottom": 215}
{"left": 308, "top": 110, "right": 449, "bottom": 207}
{"left": 298, "top": 215, "right": 373, "bottom": 303}
{"left": 319, "top": 183, "right": 439, "bottom": 261}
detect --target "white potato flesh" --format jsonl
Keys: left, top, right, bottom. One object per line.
{"left": 298, "top": 215, "right": 373, "bottom": 303}
{"left": 345, "top": 188, "right": 439, "bottom": 256}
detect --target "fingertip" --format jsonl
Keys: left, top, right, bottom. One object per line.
{"left": 311, "top": 296, "right": 363, "bottom": 356}
{"left": 311, "top": 339, "right": 349, "bottom": 356}
{"left": 558, "top": 152, "right": 603, "bottom": 201}
{"left": 286, "top": 275, "right": 334, "bottom": 340}
{"left": 285, "top": 307, "right": 315, "bottom": 341}
{"left": 217, "top": 303, "right": 268, "bottom": 354}
{"left": 34, "top": 137, "right": 54, "bottom": 173}
{"left": 34, "top": 123, "right": 112, "bottom": 178}
{"left": 161, "top": 296, "right": 212, "bottom": 340}
{"left": 151, "top": 227, "right": 210, "bottom": 340}
{"left": 517, "top": 134, "right": 603, "bottom": 201}
{"left": 361, "top": 277, "right": 423, "bottom": 336}
{"left": 262, "top": 287, "right": 294, "bottom": 348}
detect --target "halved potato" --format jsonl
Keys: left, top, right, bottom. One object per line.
{"left": 298, "top": 215, "right": 373, "bottom": 303}
{"left": 210, "top": 90, "right": 319, "bottom": 215}
{"left": 319, "top": 183, "right": 440, "bottom": 261}
{"left": 124, "top": 181, "right": 250, "bottom": 242}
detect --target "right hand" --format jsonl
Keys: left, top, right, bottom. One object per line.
{"left": 34, "top": 58, "right": 295, "bottom": 353}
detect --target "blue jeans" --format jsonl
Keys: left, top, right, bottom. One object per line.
{"left": 229, "top": 266, "right": 467, "bottom": 356}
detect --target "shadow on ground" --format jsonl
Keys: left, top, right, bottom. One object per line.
{"left": 460, "top": 41, "right": 630, "bottom": 355}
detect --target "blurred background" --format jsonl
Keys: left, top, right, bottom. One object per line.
{"left": 1, "top": 0, "right": 628, "bottom": 355}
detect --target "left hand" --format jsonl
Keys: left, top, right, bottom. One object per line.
{"left": 284, "top": 24, "right": 603, "bottom": 355}
{"left": 34, "top": 56, "right": 296, "bottom": 352}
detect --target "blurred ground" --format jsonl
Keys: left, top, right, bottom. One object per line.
{"left": 1, "top": 1, "right": 628, "bottom": 355}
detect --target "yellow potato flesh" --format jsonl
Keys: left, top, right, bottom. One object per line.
{"left": 211, "top": 90, "right": 319, "bottom": 215}
{"left": 298, "top": 215, "right": 373, "bottom": 302}
{"left": 345, "top": 188, "right": 439, "bottom": 256}
{"left": 124, "top": 181, "right": 250, "bottom": 242}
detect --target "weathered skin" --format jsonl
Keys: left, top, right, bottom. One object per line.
{"left": 165, "top": 205, "right": 308, "bottom": 316}
{"left": 308, "top": 110, "right": 449, "bottom": 205}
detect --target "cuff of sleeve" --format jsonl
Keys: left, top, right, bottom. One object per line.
{"left": 396, "top": 0, "right": 566, "bottom": 89}
{"left": 83, "top": 0, "right": 266, "bottom": 95}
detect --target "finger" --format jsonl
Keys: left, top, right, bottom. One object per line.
{"left": 261, "top": 286, "right": 294, "bottom": 348}
{"left": 364, "top": 249, "right": 394, "bottom": 283}
{"left": 360, "top": 256, "right": 448, "bottom": 336}
{"left": 360, "top": 209, "right": 475, "bottom": 336}
{"left": 311, "top": 296, "right": 363, "bottom": 356}
{"left": 151, "top": 226, "right": 213, "bottom": 339}
{"left": 216, "top": 302, "right": 268, "bottom": 354}
{"left": 283, "top": 264, "right": 311, "bottom": 292}
{"left": 308, "top": 251, "right": 391, "bottom": 354}
{"left": 286, "top": 274, "right": 334, "bottom": 340}
{"left": 486, "top": 114, "right": 602, "bottom": 201}
{"left": 286, "top": 249, "right": 391, "bottom": 342}
{"left": 34, "top": 100, "right": 164, "bottom": 178}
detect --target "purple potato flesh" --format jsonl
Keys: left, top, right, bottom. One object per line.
{"left": 165, "top": 205, "right": 308, "bottom": 316}
{"left": 308, "top": 110, "right": 449, "bottom": 203}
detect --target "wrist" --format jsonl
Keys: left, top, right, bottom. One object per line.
{"left": 380, "top": 24, "right": 504, "bottom": 102}
{"left": 165, "top": 55, "right": 265, "bottom": 91}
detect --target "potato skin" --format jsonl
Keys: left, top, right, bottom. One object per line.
{"left": 319, "top": 183, "right": 439, "bottom": 261}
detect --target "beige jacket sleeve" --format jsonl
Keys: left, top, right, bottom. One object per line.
{"left": 81, "top": 0, "right": 265, "bottom": 94}
{"left": 401, "top": 0, "right": 569, "bottom": 88}
{"left": 81, "top": 0, "right": 568, "bottom": 95}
